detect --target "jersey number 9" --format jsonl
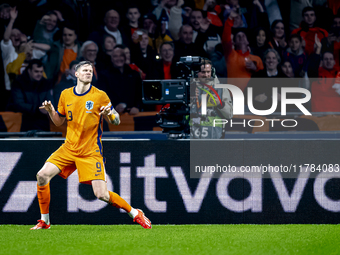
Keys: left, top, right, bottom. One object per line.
{"left": 68, "top": 111, "right": 73, "bottom": 121}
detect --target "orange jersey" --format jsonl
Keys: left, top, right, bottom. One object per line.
{"left": 57, "top": 85, "right": 113, "bottom": 156}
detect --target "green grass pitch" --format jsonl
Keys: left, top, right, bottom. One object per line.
{"left": 0, "top": 225, "right": 339, "bottom": 255}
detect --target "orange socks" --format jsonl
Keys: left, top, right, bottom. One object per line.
{"left": 37, "top": 183, "right": 50, "bottom": 214}
{"left": 108, "top": 191, "right": 132, "bottom": 212}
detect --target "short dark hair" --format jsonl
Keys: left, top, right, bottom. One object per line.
{"left": 103, "top": 34, "right": 116, "bottom": 43}
{"left": 46, "top": 10, "right": 58, "bottom": 17}
{"left": 179, "top": 24, "right": 193, "bottom": 34}
{"left": 126, "top": 5, "right": 139, "bottom": 13}
{"left": 114, "top": 44, "right": 128, "bottom": 50}
{"left": 322, "top": 51, "right": 334, "bottom": 60}
{"left": 112, "top": 47, "right": 127, "bottom": 61}
{"left": 160, "top": 41, "right": 174, "bottom": 52}
{"left": 289, "top": 34, "right": 302, "bottom": 42}
{"left": 302, "top": 6, "right": 315, "bottom": 16}
{"left": 75, "top": 61, "right": 92, "bottom": 71}
{"left": 232, "top": 28, "right": 248, "bottom": 42}
{"left": 190, "top": 9, "right": 207, "bottom": 18}
{"left": 69, "top": 60, "right": 80, "bottom": 69}
{"left": 62, "top": 22, "right": 77, "bottom": 34}
{"left": 27, "top": 59, "right": 43, "bottom": 70}
{"left": 200, "top": 58, "right": 212, "bottom": 67}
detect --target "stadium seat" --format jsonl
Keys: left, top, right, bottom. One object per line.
{"left": 300, "top": 115, "right": 340, "bottom": 131}
{"left": 0, "top": 112, "right": 22, "bottom": 132}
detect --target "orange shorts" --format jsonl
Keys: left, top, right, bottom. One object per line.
{"left": 46, "top": 144, "right": 106, "bottom": 184}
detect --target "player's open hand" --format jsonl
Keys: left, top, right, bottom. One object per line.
{"left": 99, "top": 105, "right": 111, "bottom": 116}
{"left": 39, "top": 100, "right": 55, "bottom": 113}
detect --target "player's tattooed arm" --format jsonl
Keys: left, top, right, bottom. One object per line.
{"left": 99, "top": 105, "right": 120, "bottom": 125}
{"left": 111, "top": 107, "right": 120, "bottom": 125}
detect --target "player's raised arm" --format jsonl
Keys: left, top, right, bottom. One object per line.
{"left": 39, "top": 100, "right": 65, "bottom": 126}
{"left": 99, "top": 105, "right": 120, "bottom": 125}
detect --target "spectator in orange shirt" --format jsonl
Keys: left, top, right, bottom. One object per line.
{"left": 152, "top": 41, "right": 177, "bottom": 79}
{"left": 292, "top": 7, "right": 328, "bottom": 56}
{"left": 222, "top": 8, "right": 263, "bottom": 91}
{"left": 44, "top": 23, "right": 81, "bottom": 84}
{"left": 203, "top": 0, "right": 223, "bottom": 27}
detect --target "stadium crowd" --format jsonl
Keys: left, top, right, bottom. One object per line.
{"left": 0, "top": 0, "right": 340, "bottom": 131}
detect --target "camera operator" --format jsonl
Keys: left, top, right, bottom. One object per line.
{"left": 191, "top": 59, "right": 233, "bottom": 139}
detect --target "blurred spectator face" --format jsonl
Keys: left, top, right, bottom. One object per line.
{"left": 111, "top": 48, "right": 126, "bottom": 69}
{"left": 123, "top": 47, "right": 131, "bottom": 64}
{"left": 273, "top": 22, "right": 284, "bottom": 39}
{"left": 190, "top": 11, "right": 203, "bottom": 31}
{"left": 206, "top": 0, "right": 217, "bottom": 11}
{"left": 183, "top": 6, "right": 192, "bottom": 18}
{"left": 105, "top": 10, "right": 120, "bottom": 31}
{"left": 160, "top": 44, "right": 174, "bottom": 63}
{"left": 10, "top": 28, "right": 22, "bottom": 48}
{"left": 28, "top": 64, "right": 44, "bottom": 81}
{"left": 334, "top": 17, "right": 340, "bottom": 28}
{"left": 332, "top": 17, "right": 340, "bottom": 37}
{"left": 179, "top": 25, "right": 193, "bottom": 44}
{"left": 127, "top": 8, "right": 140, "bottom": 23}
{"left": 0, "top": 4, "right": 11, "bottom": 20}
{"left": 45, "top": 13, "right": 58, "bottom": 32}
{"left": 140, "top": 33, "right": 149, "bottom": 51}
{"left": 197, "top": 64, "right": 212, "bottom": 78}
{"left": 303, "top": 10, "right": 316, "bottom": 27}
{"left": 69, "top": 63, "right": 77, "bottom": 77}
{"left": 165, "top": 0, "right": 177, "bottom": 9}
{"left": 256, "top": 30, "right": 266, "bottom": 47}
{"left": 228, "top": 0, "right": 239, "bottom": 6}
{"left": 76, "top": 64, "right": 93, "bottom": 83}
{"left": 234, "top": 32, "right": 249, "bottom": 47}
{"left": 62, "top": 27, "right": 77, "bottom": 47}
{"left": 322, "top": 52, "right": 335, "bottom": 70}
{"left": 84, "top": 43, "right": 98, "bottom": 63}
{"left": 104, "top": 36, "right": 116, "bottom": 52}
{"left": 233, "top": 14, "right": 244, "bottom": 28}
{"left": 289, "top": 37, "right": 301, "bottom": 53}
{"left": 265, "top": 51, "right": 278, "bottom": 71}
{"left": 143, "top": 19, "right": 156, "bottom": 32}
{"left": 281, "top": 61, "right": 294, "bottom": 78}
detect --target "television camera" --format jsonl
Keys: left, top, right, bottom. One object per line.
{"left": 142, "top": 56, "right": 207, "bottom": 139}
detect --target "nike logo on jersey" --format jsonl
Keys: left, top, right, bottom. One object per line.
{"left": 67, "top": 104, "right": 72, "bottom": 107}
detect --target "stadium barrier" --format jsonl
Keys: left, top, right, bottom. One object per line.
{"left": 0, "top": 139, "right": 339, "bottom": 224}
{"left": 2, "top": 112, "right": 340, "bottom": 135}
